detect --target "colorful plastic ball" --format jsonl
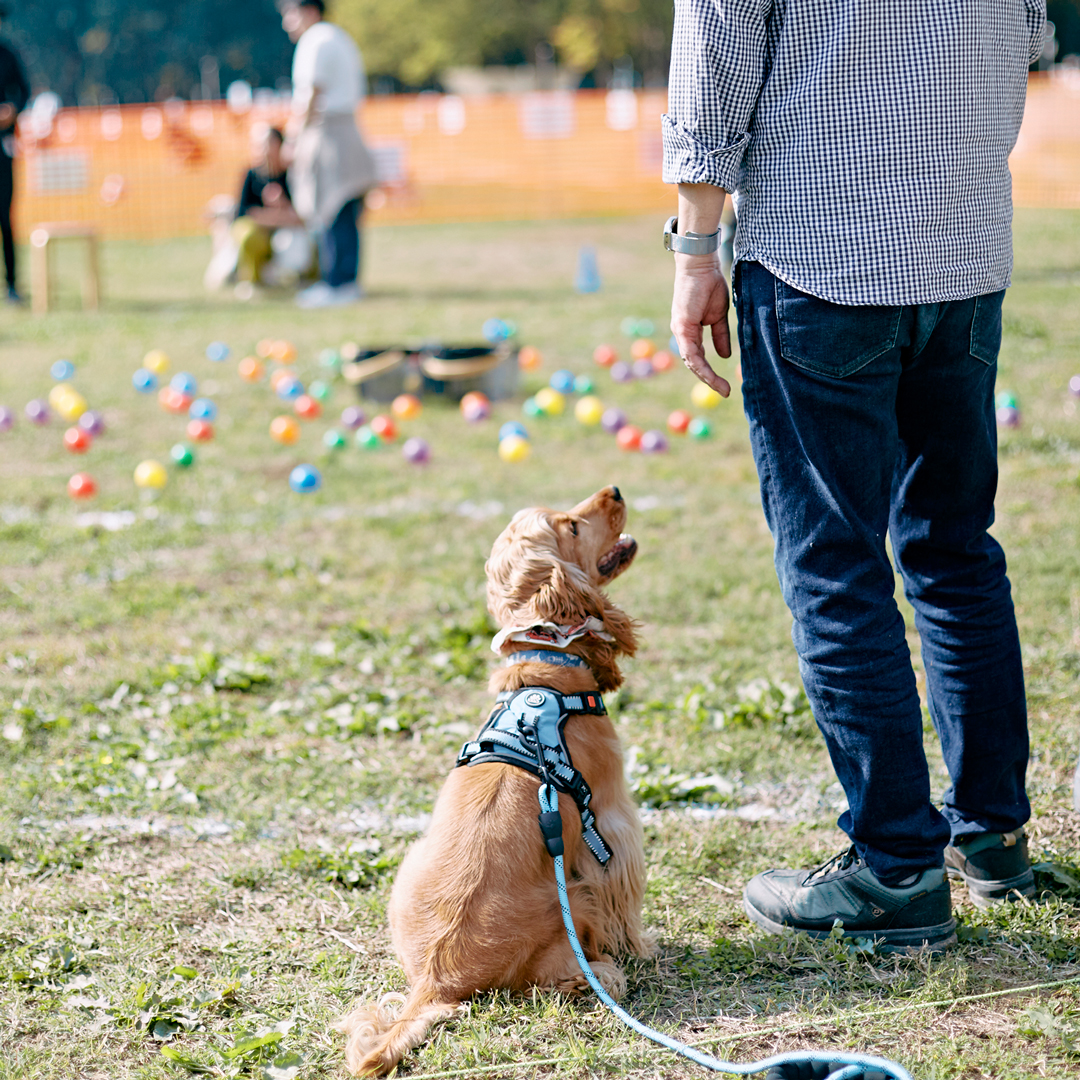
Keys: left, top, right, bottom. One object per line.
{"left": 78, "top": 410, "right": 106, "bottom": 436}
{"left": 688, "top": 417, "right": 712, "bottom": 439}
{"left": 238, "top": 356, "right": 264, "bottom": 382}
{"left": 276, "top": 376, "right": 304, "bottom": 401}
{"left": 522, "top": 396, "right": 544, "bottom": 418}
{"left": 619, "top": 317, "right": 640, "bottom": 338}
{"left": 996, "top": 405, "right": 1021, "bottom": 429}
{"left": 593, "top": 344, "right": 617, "bottom": 367}
{"left": 370, "top": 414, "right": 398, "bottom": 442}
{"left": 63, "top": 426, "right": 92, "bottom": 453}
{"left": 308, "top": 379, "right": 331, "bottom": 401}
{"left": 636, "top": 318, "right": 656, "bottom": 337}
{"left": 691, "top": 382, "right": 724, "bottom": 409}
{"left": 498, "top": 434, "right": 531, "bottom": 462}
{"left": 269, "top": 368, "right": 292, "bottom": 392}
{"left": 575, "top": 396, "right": 605, "bottom": 425}
{"left": 601, "top": 407, "right": 627, "bottom": 434}
{"left": 1069, "top": 374, "right": 1080, "bottom": 398}
{"left": 573, "top": 375, "right": 594, "bottom": 394}
{"left": 461, "top": 393, "right": 491, "bottom": 423}
{"left": 189, "top": 397, "right": 217, "bottom": 421}
{"left": 651, "top": 350, "right": 675, "bottom": 373}
{"left": 0, "top": 406, "right": 13, "bottom": 432}
{"left": 323, "top": 429, "right": 347, "bottom": 451}
{"left": 668, "top": 409, "right": 692, "bottom": 435}
{"left": 355, "top": 425, "right": 381, "bottom": 450}
{"left": 499, "top": 421, "right": 528, "bottom": 442}
{"left": 549, "top": 370, "right": 576, "bottom": 394}
{"left": 170, "top": 443, "right": 195, "bottom": 467}
{"left": 256, "top": 339, "right": 275, "bottom": 359}
{"left": 319, "top": 348, "right": 342, "bottom": 370}
{"left": 67, "top": 472, "right": 97, "bottom": 499}
{"left": 170, "top": 372, "right": 198, "bottom": 396}
{"left": 186, "top": 419, "right": 215, "bottom": 442}
{"left": 610, "top": 361, "right": 635, "bottom": 383}
{"left": 48, "top": 384, "right": 72, "bottom": 409}
{"left": 482, "top": 318, "right": 511, "bottom": 343}
{"left": 534, "top": 387, "right": 566, "bottom": 415}
{"left": 294, "top": 394, "right": 322, "bottom": 420}
{"left": 159, "top": 387, "right": 183, "bottom": 413}
{"left": 134, "top": 459, "right": 168, "bottom": 489}
{"left": 640, "top": 429, "right": 669, "bottom": 454}
{"left": 995, "top": 390, "right": 1017, "bottom": 410}
{"left": 632, "top": 359, "right": 654, "bottom": 380}
{"left": 132, "top": 368, "right": 158, "bottom": 393}
{"left": 51, "top": 359, "right": 76, "bottom": 381}
{"left": 271, "top": 340, "right": 297, "bottom": 364}
{"left": 55, "top": 389, "right": 88, "bottom": 421}
{"left": 630, "top": 338, "right": 656, "bottom": 360}
{"left": 518, "top": 345, "right": 543, "bottom": 370}
{"left": 270, "top": 415, "right": 301, "bottom": 444}
{"left": 143, "top": 350, "right": 170, "bottom": 375}
{"left": 25, "top": 399, "right": 51, "bottom": 424}
{"left": 616, "top": 425, "right": 643, "bottom": 451}
{"left": 391, "top": 393, "right": 422, "bottom": 420}
{"left": 289, "top": 464, "right": 322, "bottom": 493}
{"left": 668, "top": 334, "right": 680, "bottom": 355}
{"left": 402, "top": 437, "right": 431, "bottom": 464}
{"left": 340, "top": 405, "right": 366, "bottom": 429}
{"left": 205, "top": 341, "right": 230, "bottom": 362}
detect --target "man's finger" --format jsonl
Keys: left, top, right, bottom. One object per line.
{"left": 680, "top": 346, "right": 731, "bottom": 397}
{"left": 711, "top": 313, "right": 732, "bottom": 360}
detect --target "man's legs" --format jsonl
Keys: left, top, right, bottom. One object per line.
{"left": 319, "top": 197, "right": 363, "bottom": 288}
{"left": 0, "top": 153, "right": 16, "bottom": 296}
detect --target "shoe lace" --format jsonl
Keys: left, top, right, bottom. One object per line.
{"left": 806, "top": 844, "right": 861, "bottom": 883}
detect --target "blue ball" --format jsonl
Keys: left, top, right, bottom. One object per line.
{"left": 482, "top": 318, "right": 510, "bottom": 344}
{"left": 289, "top": 464, "right": 322, "bottom": 493}
{"left": 170, "top": 372, "right": 198, "bottom": 396}
{"left": 549, "top": 369, "right": 576, "bottom": 394}
{"left": 189, "top": 397, "right": 218, "bottom": 421}
{"left": 205, "top": 341, "right": 230, "bottom": 362}
{"left": 51, "top": 359, "right": 76, "bottom": 381}
{"left": 668, "top": 334, "right": 680, "bottom": 357}
{"left": 133, "top": 368, "right": 158, "bottom": 393}
{"left": 499, "top": 421, "right": 528, "bottom": 442}
{"left": 277, "top": 376, "right": 304, "bottom": 401}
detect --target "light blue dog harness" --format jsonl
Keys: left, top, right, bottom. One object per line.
{"left": 456, "top": 650, "right": 612, "bottom": 866}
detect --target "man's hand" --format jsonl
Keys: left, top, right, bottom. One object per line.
{"left": 0, "top": 104, "right": 16, "bottom": 129}
{"left": 671, "top": 252, "right": 732, "bottom": 396}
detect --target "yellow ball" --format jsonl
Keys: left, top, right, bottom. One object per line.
{"left": 498, "top": 435, "right": 531, "bottom": 463}
{"left": 574, "top": 395, "right": 605, "bottom": 426}
{"left": 143, "top": 350, "right": 170, "bottom": 375}
{"left": 391, "top": 393, "right": 422, "bottom": 420}
{"left": 48, "top": 384, "right": 74, "bottom": 409}
{"left": 56, "top": 390, "right": 88, "bottom": 421}
{"left": 134, "top": 459, "right": 168, "bottom": 489}
{"left": 691, "top": 382, "right": 723, "bottom": 410}
{"left": 534, "top": 387, "right": 565, "bottom": 416}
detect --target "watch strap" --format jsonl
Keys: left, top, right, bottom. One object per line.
{"left": 663, "top": 215, "right": 720, "bottom": 255}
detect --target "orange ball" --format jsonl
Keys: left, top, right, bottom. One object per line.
{"left": 593, "top": 344, "right": 617, "bottom": 367}
{"left": 270, "top": 339, "right": 297, "bottom": 363}
{"left": 270, "top": 415, "right": 301, "bottom": 444}
{"left": 158, "top": 387, "right": 190, "bottom": 413}
{"left": 667, "top": 409, "right": 692, "bottom": 434}
{"left": 269, "top": 368, "right": 292, "bottom": 391}
{"left": 63, "top": 426, "right": 92, "bottom": 453}
{"left": 186, "top": 419, "right": 214, "bottom": 442}
{"left": 256, "top": 338, "right": 275, "bottom": 359}
{"left": 391, "top": 393, "right": 422, "bottom": 420}
{"left": 238, "top": 356, "right": 264, "bottom": 382}
{"left": 651, "top": 349, "right": 675, "bottom": 372}
{"left": 630, "top": 338, "right": 656, "bottom": 360}
{"left": 518, "top": 345, "right": 543, "bottom": 370}
{"left": 370, "top": 414, "right": 398, "bottom": 442}
{"left": 294, "top": 394, "right": 322, "bottom": 420}
{"left": 67, "top": 472, "right": 97, "bottom": 499}
{"left": 616, "top": 425, "right": 643, "bottom": 451}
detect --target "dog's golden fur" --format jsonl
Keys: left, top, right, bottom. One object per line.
{"left": 336, "top": 486, "right": 652, "bottom": 1076}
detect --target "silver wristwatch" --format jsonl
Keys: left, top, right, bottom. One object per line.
{"left": 663, "top": 215, "right": 720, "bottom": 255}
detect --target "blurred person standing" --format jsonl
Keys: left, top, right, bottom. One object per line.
{"left": 281, "top": 0, "right": 376, "bottom": 309}
{"left": 0, "top": 3, "right": 29, "bottom": 304}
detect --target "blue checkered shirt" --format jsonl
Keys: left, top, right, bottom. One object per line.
{"left": 663, "top": 1, "right": 1047, "bottom": 305}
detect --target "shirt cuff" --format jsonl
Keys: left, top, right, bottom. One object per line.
{"left": 661, "top": 114, "right": 749, "bottom": 191}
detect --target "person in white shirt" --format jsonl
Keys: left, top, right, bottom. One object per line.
{"left": 281, "top": 0, "right": 377, "bottom": 308}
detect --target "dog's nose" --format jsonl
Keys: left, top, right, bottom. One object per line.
{"left": 611, "top": 486, "right": 622, "bottom": 503}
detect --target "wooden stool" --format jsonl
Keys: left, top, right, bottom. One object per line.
{"left": 29, "top": 223, "right": 101, "bottom": 315}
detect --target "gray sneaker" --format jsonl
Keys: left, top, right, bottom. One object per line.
{"left": 743, "top": 845, "right": 956, "bottom": 953}
{"left": 943, "top": 829, "right": 1034, "bottom": 909}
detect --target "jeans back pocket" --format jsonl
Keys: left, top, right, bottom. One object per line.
{"left": 969, "top": 291, "right": 1005, "bottom": 365}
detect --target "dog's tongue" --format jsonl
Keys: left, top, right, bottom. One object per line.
{"left": 598, "top": 534, "right": 637, "bottom": 578}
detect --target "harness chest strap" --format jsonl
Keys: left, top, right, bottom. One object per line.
{"left": 456, "top": 686, "right": 613, "bottom": 866}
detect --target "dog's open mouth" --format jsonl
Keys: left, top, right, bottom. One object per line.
{"left": 597, "top": 534, "right": 637, "bottom": 580}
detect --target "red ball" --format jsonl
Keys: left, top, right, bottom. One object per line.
{"left": 67, "top": 472, "right": 97, "bottom": 499}
{"left": 63, "top": 426, "right": 92, "bottom": 453}
{"left": 593, "top": 344, "right": 617, "bottom": 368}
{"left": 370, "top": 414, "right": 398, "bottom": 442}
{"left": 294, "top": 394, "right": 322, "bottom": 420}
{"left": 186, "top": 419, "right": 215, "bottom": 442}
{"left": 667, "top": 409, "right": 692, "bottom": 434}
{"left": 615, "top": 424, "right": 643, "bottom": 451}
{"left": 652, "top": 350, "right": 675, "bottom": 372}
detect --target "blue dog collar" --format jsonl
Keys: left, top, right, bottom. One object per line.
{"left": 503, "top": 649, "right": 591, "bottom": 669}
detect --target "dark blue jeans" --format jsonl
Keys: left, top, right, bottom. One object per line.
{"left": 734, "top": 261, "right": 1030, "bottom": 885}
{"left": 319, "top": 197, "right": 363, "bottom": 287}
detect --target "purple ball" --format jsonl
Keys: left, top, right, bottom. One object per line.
{"left": 78, "top": 410, "right": 106, "bottom": 436}
{"left": 402, "top": 437, "right": 431, "bottom": 464}
{"left": 601, "top": 407, "right": 627, "bottom": 434}
{"left": 1069, "top": 374, "right": 1080, "bottom": 398}
{"left": 341, "top": 405, "right": 367, "bottom": 429}
{"left": 462, "top": 398, "right": 491, "bottom": 423}
{"left": 0, "top": 406, "right": 13, "bottom": 432}
{"left": 640, "top": 429, "right": 669, "bottom": 453}
{"left": 996, "top": 406, "right": 1021, "bottom": 429}
{"left": 610, "top": 361, "right": 635, "bottom": 383}
{"left": 632, "top": 359, "right": 655, "bottom": 379}
{"left": 25, "top": 399, "right": 51, "bottom": 425}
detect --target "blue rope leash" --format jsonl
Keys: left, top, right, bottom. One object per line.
{"left": 537, "top": 783, "right": 914, "bottom": 1080}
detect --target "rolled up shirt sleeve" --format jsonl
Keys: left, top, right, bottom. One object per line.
{"left": 662, "top": 0, "right": 773, "bottom": 191}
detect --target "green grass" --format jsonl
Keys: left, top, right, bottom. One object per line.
{"left": 1, "top": 211, "right": 1079, "bottom": 1079}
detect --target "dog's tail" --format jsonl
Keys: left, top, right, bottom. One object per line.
{"left": 335, "top": 988, "right": 461, "bottom": 1077}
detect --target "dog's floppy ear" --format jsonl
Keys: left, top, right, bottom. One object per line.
{"left": 524, "top": 560, "right": 604, "bottom": 628}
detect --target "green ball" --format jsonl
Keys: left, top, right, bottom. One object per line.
{"left": 620, "top": 316, "right": 639, "bottom": 338}
{"left": 323, "top": 429, "right": 347, "bottom": 450}
{"left": 319, "top": 349, "right": 342, "bottom": 370}
{"left": 309, "top": 380, "right": 331, "bottom": 401}
{"left": 355, "top": 425, "right": 381, "bottom": 450}
{"left": 573, "top": 375, "right": 594, "bottom": 394}
{"left": 995, "top": 390, "right": 1017, "bottom": 410}
{"left": 170, "top": 443, "right": 195, "bottom": 467}
{"left": 522, "top": 396, "right": 543, "bottom": 418}
{"left": 687, "top": 418, "right": 712, "bottom": 439}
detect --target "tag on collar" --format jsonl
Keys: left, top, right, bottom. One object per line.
{"left": 491, "top": 617, "right": 614, "bottom": 654}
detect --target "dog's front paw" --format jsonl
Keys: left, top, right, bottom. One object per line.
{"left": 633, "top": 928, "right": 659, "bottom": 958}
{"left": 556, "top": 956, "right": 626, "bottom": 1000}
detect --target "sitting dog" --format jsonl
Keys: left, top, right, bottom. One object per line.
{"left": 336, "top": 485, "right": 651, "bottom": 1075}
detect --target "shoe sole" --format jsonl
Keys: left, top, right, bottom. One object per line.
{"left": 743, "top": 895, "right": 957, "bottom": 954}
{"left": 945, "top": 866, "right": 1036, "bottom": 910}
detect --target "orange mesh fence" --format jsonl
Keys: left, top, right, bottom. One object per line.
{"left": 12, "top": 74, "right": 1080, "bottom": 242}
